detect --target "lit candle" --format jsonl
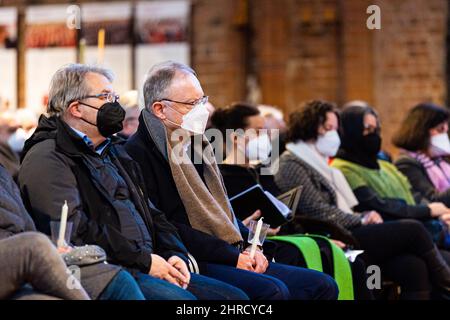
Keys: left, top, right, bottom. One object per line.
{"left": 97, "top": 28, "right": 105, "bottom": 64}
{"left": 57, "top": 201, "right": 68, "bottom": 248}
{"left": 250, "top": 217, "right": 263, "bottom": 259}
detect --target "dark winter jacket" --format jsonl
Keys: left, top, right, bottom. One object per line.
{"left": 19, "top": 115, "right": 188, "bottom": 276}
{"left": 125, "top": 110, "right": 251, "bottom": 267}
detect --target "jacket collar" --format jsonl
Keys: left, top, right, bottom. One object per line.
{"left": 22, "top": 114, "right": 124, "bottom": 161}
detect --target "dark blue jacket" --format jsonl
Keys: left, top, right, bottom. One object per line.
{"left": 125, "top": 110, "right": 252, "bottom": 268}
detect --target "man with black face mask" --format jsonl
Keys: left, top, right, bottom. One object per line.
{"left": 18, "top": 64, "right": 249, "bottom": 300}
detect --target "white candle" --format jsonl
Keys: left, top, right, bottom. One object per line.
{"left": 57, "top": 201, "right": 68, "bottom": 248}
{"left": 250, "top": 218, "right": 263, "bottom": 259}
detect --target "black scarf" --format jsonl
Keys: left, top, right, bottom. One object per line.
{"left": 336, "top": 106, "right": 381, "bottom": 170}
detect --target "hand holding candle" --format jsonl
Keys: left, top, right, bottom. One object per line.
{"left": 249, "top": 217, "right": 263, "bottom": 259}
{"left": 57, "top": 201, "right": 68, "bottom": 248}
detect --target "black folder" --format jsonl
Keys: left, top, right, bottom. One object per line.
{"left": 229, "top": 184, "right": 300, "bottom": 228}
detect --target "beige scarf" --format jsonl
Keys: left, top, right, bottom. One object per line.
{"left": 166, "top": 131, "right": 243, "bottom": 245}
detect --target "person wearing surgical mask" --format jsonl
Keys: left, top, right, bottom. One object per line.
{"left": 0, "top": 111, "right": 20, "bottom": 177}
{"left": 211, "top": 102, "right": 280, "bottom": 212}
{"left": 8, "top": 109, "right": 38, "bottom": 155}
{"left": 394, "top": 103, "right": 450, "bottom": 217}
{"left": 117, "top": 90, "right": 141, "bottom": 140}
{"left": 8, "top": 127, "right": 33, "bottom": 154}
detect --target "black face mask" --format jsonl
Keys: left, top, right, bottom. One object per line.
{"left": 78, "top": 101, "right": 125, "bottom": 137}
{"left": 361, "top": 133, "right": 382, "bottom": 157}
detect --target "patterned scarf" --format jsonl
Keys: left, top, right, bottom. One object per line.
{"left": 408, "top": 151, "right": 450, "bottom": 192}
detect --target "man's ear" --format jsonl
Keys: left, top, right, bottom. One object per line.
{"left": 151, "top": 102, "right": 166, "bottom": 120}
{"left": 67, "top": 101, "right": 82, "bottom": 118}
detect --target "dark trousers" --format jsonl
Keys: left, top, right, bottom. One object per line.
{"left": 133, "top": 272, "right": 249, "bottom": 300}
{"left": 99, "top": 270, "right": 145, "bottom": 300}
{"left": 203, "top": 262, "right": 338, "bottom": 300}
{"left": 351, "top": 219, "right": 434, "bottom": 298}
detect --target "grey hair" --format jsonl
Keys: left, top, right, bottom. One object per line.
{"left": 47, "top": 63, "right": 114, "bottom": 115}
{"left": 142, "top": 60, "right": 196, "bottom": 110}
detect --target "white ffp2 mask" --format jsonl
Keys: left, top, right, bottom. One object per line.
{"left": 167, "top": 103, "right": 210, "bottom": 135}
{"left": 430, "top": 133, "right": 450, "bottom": 157}
{"left": 246, "top": 134, "right": 272, "bottom": 162}
{"left": 315, "top": 130, "right": 341, "bottom": 157}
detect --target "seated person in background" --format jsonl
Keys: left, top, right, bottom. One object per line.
{"left": 126, "top": 60, "right": 339, "bottom": 300}
{"left": 0, "top": 111, "right": 20, "bottom": 178}
{"left": 257, "top": 104, "right": 288, "bottom": 155}
{"left": 8, "top": 108, "right": 38, "bottom": 156}
{"left": 212, "top": 102, "right": 281, "bottom": 197}
{"left": 342, "top": 100, "right": 393, "bottom": 162}
{"left": 274, "top": 100, "right": 450, "bottom": 300}
{"left": 393, "top": 103, "right": 450, "bottom": 209}
{"left": 117, "top": 90, "right": 140, "bottom": 140}
{"left": 19, "top": 63, "right": 247, "bottom": 301}
{"left": 211, "top": 102, "right": 373, "bottom": 300}
{"left": 331, "top": 104, "right": 450, "bottom": 245}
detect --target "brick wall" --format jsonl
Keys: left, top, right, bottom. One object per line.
{"left": 372, "top": 0, "right": 447, "bottom": 154}
{"left": 341, "top": 0, "right": 374, "bottom": 105}
{"left": 191, "top": 0, "right": 448, "bottom": 155}
{"left": 191, "top": 0, "right": 248, "bottom": 108}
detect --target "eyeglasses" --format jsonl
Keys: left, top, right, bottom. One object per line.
{"left": 161, "top": 95, "right": 209, "bottom": 107}
{"left": 79, "top": 92, "right": 120, "bottom": 103}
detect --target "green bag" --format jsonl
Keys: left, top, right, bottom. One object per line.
{"left": 269, "top": 234, "right": 354, "bottom": 300}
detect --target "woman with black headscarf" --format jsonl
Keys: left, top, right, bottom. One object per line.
{"left": 332, "top": 105, "right": 450, "bottom": 237}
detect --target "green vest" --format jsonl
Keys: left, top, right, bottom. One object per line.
{"left": 331, "top": 159, "right": 415, "bottom": 205}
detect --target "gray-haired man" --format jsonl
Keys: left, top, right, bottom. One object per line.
{"left": 125, "top": 60, "right": 339, "bottom": 300}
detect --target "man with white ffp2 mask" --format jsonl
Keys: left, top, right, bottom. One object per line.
{"left": 161, "top": 96, "right": 210, "bottom": 136}
{"left": 124, "top": 61, "right": 339, "bottom": 301}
